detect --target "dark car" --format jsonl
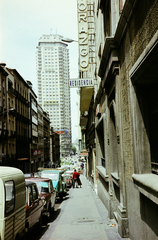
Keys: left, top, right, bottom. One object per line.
{"left": 25, "top": 181, "right": 44, "bottom": 233}
{"left": 25, "top": 177, "right": 56, "bottom": 218}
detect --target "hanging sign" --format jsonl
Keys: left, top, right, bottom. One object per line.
{"left": 77, "top": 0, "right": 89, "bottom": 72}
{"left": 69, "top": 78, "right": 93, "bottom": 87}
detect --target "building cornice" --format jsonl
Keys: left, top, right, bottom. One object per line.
{"left": 114, "top": 0, "right": 138, "bottom": 46}
{"left": 98, "top": 0, "right": 138, "bottom": 80}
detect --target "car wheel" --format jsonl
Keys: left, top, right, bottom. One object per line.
{"left": 49, "top": 207, "right": 54, "bottom": 219}
{"left": 25, "top": 222, "right": 29, "bottom": 233}
{"left": 15, "top": 234, "right": 20, "bottom": 240}
{"left": 60, "top": 195, "right": 63, "bottom": 201}
{"left": 39, "top": 215, "right": 43, "bottom": 229}
{"left": 48, "top": 203, "right": 53, "bottom": 218}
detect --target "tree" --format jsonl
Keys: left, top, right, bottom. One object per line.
{"left": 72, "top": 145, "right": 77, "bottom": 155}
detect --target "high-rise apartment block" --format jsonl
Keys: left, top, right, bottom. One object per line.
{"left": 36, "top": 34, "right": 71, "bottom": 156}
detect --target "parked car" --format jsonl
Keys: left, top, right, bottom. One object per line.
{"left": 65, "top": 174, "right": 73, "bottom": 188}
{"left": 0, "top": 167, "right": 26, "bottom": 240}
{"left": 38, "top": 168, "right": 67, "bottom": 201}
{"left": 24, "top": 173, "right": 33, "bottom": 178}
{"left": 64, "top": 170, "right": 73, "bottom": 188}
{"left": 25, "top": 177, "right": 56, "bottom": 218}
{"left": 25, "top": 181, "right": 44, "bottom": 233}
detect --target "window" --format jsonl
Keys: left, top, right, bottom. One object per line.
{"left": 134, "top": 83, "right": 158, "bottom": 174}
{"left": 28, "top": 186, "right": 33, "bottom": 203}
{"left": 32, "top": 185, "right": 38, "bottom": 200}
{"left": 109, "top": 90, "right": 118, "bottom": 173}
{"left": 130, "top": 36, "right": 158, "bottom": 175}
{"left": 5, "top": 181, "right": 15, "bottom": 215}
{"left": 148, "top": 85, "right": 158, "bottom": 174}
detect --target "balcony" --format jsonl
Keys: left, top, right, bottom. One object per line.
{"left": 9, "top": 130, "right": 16, "bottom": 138}
{"left": 0, "top": 129, "right": 8, "bottom": 139}
{"left": 8, "top": 86, "right": 15, "bottom": 96}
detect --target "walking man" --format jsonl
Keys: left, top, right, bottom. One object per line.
{"left": 72, "top": 169, "right": 80, "bottom": 188}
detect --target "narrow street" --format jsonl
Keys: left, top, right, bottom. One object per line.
{"left": 26, "top": 175, "right": 129, "bottom": 240}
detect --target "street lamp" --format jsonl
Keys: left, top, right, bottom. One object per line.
{"left": 61, "top": 37, "right": 78, "bottom": 43}
{"left": 61, "top": 36, "right": 79, "bottom": 155}
{"left": 0, "top": 107, "right": 14, "bottom": 116}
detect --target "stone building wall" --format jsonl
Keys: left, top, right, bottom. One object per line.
{"left": 118, "top": 0, "right": 158, "bottom": 239}
{"left": 94, "top": 0, "right": 158, "bottom": 239}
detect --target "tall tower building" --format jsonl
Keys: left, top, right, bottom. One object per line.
{"left": 36, "top": 34, "right": 71, "bottom": 157}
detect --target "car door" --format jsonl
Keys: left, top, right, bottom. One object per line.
{"left": 26, "top": 185, "right": 34, "bottom": 229}
{"left": 31, "top": 184, "right": 42, "bottom": 224}
{"left": 26, "top": 184, "right": 42, "bottom": 229}
{"left": 61, "top": 173, "right": 66, "bottom": 192}
{"left": 49, "top": 181, "right": 56, "bottom": 208}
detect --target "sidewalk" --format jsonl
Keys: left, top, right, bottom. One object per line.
{"left": 41, "top": 175, "right": 130, "bottom": 240}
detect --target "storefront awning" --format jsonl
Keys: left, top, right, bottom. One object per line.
{"left": 80, "top": 87, "right": 93, "bottom": 112}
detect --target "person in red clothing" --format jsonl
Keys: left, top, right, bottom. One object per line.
{"left": 72, "top": 169, "right": 80, "bottom": 188}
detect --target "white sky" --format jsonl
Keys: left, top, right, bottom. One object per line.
{"left": 0, "top": 0, "right": 79, "bottom": 142}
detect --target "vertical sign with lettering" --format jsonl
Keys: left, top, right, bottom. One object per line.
{"left": 77, "top": 0, "right": 89, "bottom": 72}
{"left": 88, "top": 1, "right": 95, "bottom": 65}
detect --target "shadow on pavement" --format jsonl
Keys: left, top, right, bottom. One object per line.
{"left": 49, "top": 208, "right": 61, "bottom": 223}
{"left": 21, "top": 193, "right": 71, "bottom": 240}
{"left": 25, "top": 208, "right": 61, "bottom": 240}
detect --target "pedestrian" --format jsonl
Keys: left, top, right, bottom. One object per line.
{"left": 80, "top": 162, "right": 84, "bottom": 170}
{"left": 72, "top": 169, "right": 80, "bottom": 188}
{"left": 77, "top": 173, "right": 82, "bottom": 188}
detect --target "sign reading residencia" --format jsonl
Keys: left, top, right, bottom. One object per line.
{"left": 69, "top": 78, "right": 93, "bottom": 87}
{"left": 77, "top": 0, "right": 89, "bottom": 72}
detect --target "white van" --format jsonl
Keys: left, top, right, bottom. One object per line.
{"left": 0, "top": 167, "right": 26, "bottom": 240}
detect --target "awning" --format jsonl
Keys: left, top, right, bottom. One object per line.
{"left": 80, "top": 116, "right": 88, "bottom": 127}
{"left": 18, "top": 158, "right": 29, "bottom": 161}
{"left": 80, "top": 87, "right": 93, "bottom": 112}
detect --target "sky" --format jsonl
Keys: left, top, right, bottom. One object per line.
{"left": 0, "top": 0, "right": 79, "bottom": 142}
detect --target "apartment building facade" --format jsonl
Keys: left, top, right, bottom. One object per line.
{"left": 36, "top": 34, "right": 72, "bottom": 157}
{"left": 0, "top": 64, "right": 53, "bottom": 173}
{"left": 43, "top": 111, "right": 50, "bottom": 167}
{"left": 9, "top": 68, "right": 30, "bottom": 173}
{"left": 27, "top": 81, "right": 39, "bottom": 172}
{"left": 38, "top": 104, "right": 44, "bottom": 167}
{"left": 0, "top": 64, "right": 16, "bottom": 166}
{"left": 50, "top": 127, "right": 60, "bottom": 167}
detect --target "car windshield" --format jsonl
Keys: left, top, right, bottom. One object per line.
{"left": 35, "top": 181, "right": 49, "bottom": 193}
{"left": 41, "top": 173, "right": 58, "bottom": 181}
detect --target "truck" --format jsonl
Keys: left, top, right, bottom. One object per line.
{"left": 0, "top": 167, "right": 26, "bottom": 240}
